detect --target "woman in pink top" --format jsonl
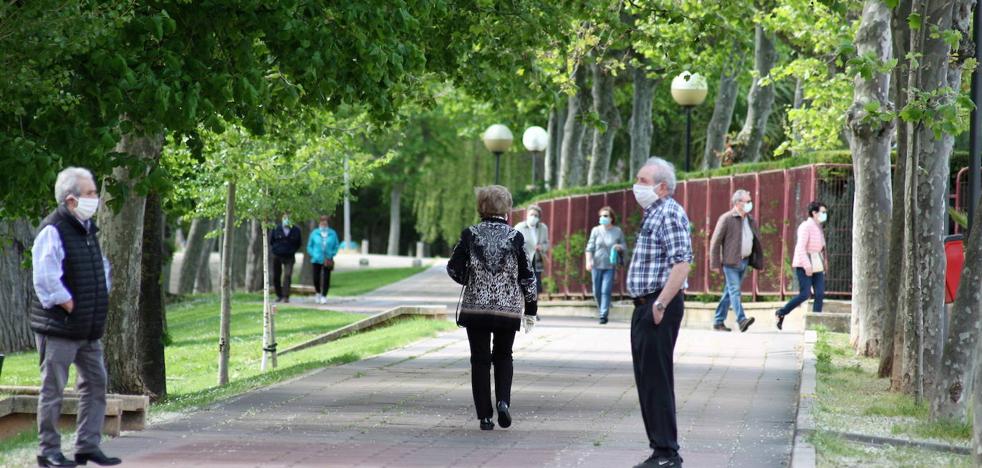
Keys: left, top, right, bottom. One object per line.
{"left": 776, "top": 201, "right": 828, "bottom": 330}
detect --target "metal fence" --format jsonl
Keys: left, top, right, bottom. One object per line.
{"left": 513, "top": 164, "right": 864, "bottom": 300}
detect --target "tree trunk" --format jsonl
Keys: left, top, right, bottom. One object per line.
{"left": 387, "top": 184, "right": 402, "bottom": 255}
{"left": 846, "top": 0, "right": 894, "bottom": 358}
{"left": 245, "top": 219, "right": 264, "bottom": 292}
{"left": 231, "top": 222, "right": 249, "bottom": 290}
{"left": 629, "top": 59, "right": 655, "bottom": 177}
{"left": 178, "top": 218, "right": 208, "bottom": 295}
{"left": 588, "top": 62, "right": 621, "bottom": 186}
{"left": 975, "top": 364, "right": 982, "bottom": 466}
{"left": 703, "top": 46, "right": 744, "bottom": 170}
{"left": 217, "top": 182, "right": 235, "bottom": 385}
{"left": 575, "top": 115, "right": 592, "bottom": 186}
{"left": 901, "top": 0, "right": 955, "bottom": 400}
{"left": 0, "top": 219, "right": 36, "bottom": 352}
{"left": 545, "top": 104, "right": 565, "bottom": 190}
{"left": 138, "top": 190, "right": 167, "bottom": 399}
{"left": 881, "top": 0, "right": 912, "bottom": 381}
{"left": 193, "top": 221, "right": 215, "bottom": 294}
{"left": 558, "top": 62, "right": 588, "bottom": 189}
{"left": 99, "top": 133, "right": 162, "bottom": 395}
{"left": 261, "top": 224, "right": 277, "bottom": 370}
{"left": 733, "top": 25, "right": 778, "bottom": 163}
{"left": 930, "top": 0, "right": 976, "bottom": 421}
{"left": 934, "top": 195, "right": 982, "bottom": 421}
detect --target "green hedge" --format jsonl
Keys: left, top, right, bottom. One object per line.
{"left": 518, "top": 150, "right": 973, "bottom": 208}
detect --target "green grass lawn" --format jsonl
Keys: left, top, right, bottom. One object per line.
{"left": 812, "top": 330, "right": 973, "bottom": 467}
{"left": 321, "top": 266, "right": 427, "bottom": 297}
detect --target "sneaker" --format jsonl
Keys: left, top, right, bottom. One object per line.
{"left": 713, "top": 323, "right": 732, "bottom": 332}
{"left": 775, "top": 312, "right": 785, "bottom": 330}
{"left": 739, "top": 317, "right": 755, "bottom": 332}
{"left": 634, "top": 453, "right": 682, "bottom": 468}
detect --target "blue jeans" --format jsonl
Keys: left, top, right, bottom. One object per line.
{"left": 778, "top": 268, "right": 826, "bottom": 316}
{"left": 714, "top": 258, "right": 749, "bottom": 325}
{"left": 592, "top": 268, "right": 616, "bottom": 319}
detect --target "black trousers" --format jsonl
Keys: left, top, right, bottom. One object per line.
{"left": 312, "top": 263, "right": 333, "bottom": 295}
{"left": 631, "top": 290, "right": 684, "bottom": 456}
{"left": 272, "top": 255, "right": 294, "bottom": 299}
{"left": 466, "top": 327, "right": 516, "bottom": 419}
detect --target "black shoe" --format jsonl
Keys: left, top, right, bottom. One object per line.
{"left": 283, "top": 297, "right": 290, "bottom": 303}
{"left": 739, "top": 317, "right": 756, "bottom": 332}
{"left": 37, "top": 453, "right": 76, "bottom": 468}
{"left": 776, "top": 312, "right": 785, "bottom": 330}
{"left": 479, "top": 417, "right": 494, "bottom": 430}
{"left": 599, "top": 317, "right": 608, "bottom": 325}
{"left": 713, "top": 323, "right": 731, "bottom": 332}
{"left": 633, "top": 454, "right": 683, "bottom": 468}
{"left": 74, "top": 450, "right": 121, "bottom": 466}
{"left": 496, "top": 401, "right": 511, "bottom": 428}
{"left": 275, "top": 296, "right": 284, "bottom": 303}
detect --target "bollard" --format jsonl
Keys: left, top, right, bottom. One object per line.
{"left": 360, "top": 240, "right": 369, "bottom": 255}
{"left": 412, "top": 259, "right": 423, "bottom": 268}
{"left": 415, "top": 241, "right": 425, "bottom": 259}
{"left": 359, "top": 258, "right": 370, "bottom": 267}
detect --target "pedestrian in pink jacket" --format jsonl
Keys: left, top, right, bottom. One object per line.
{"left": 775, "top": 201, "right": 828, "bottom": 330}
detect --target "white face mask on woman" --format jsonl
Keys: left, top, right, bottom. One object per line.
{"left": 527, "top": 215, "right": 539, "bottom": 227}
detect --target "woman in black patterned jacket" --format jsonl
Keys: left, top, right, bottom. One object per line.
{"left": 447, "top": 185, "right": 538, "bottom": 431}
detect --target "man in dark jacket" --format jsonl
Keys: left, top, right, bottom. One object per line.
{"left": 708, "top": 189, "right": 764, "bottom": 333}
{"left": 270, "top": 212, "right": 302, "bottom": 302}
{"left": 31, "top": 167, "right": 121, "bottom": 467}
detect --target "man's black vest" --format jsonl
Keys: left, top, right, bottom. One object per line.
{"left": 30, "top": 206, "right": 109, "bottom": 340}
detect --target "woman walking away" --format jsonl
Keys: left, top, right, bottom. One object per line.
{"left": 447, "top": 185, "right": 538, "bottom": 431}
{"left": 307, "top": 215, "right": 339, "bottom": 304}
{"left": 776, "top": 201, "right": 828, "bottom": 330}
{"left": 585, "top": 206, "right": 627, "bottom": 324}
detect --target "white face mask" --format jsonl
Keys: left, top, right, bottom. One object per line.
{"left": 527, "top": 215, "right": 539, "bottom": 226}
{"left": 73, "top": 196, "right": 100, "bottom": 221}
{"left": 818, "top": 212, "right": 828, "bottom": 223}
{"left": 633, "top": 184, "right": 659, "bottom": 209}
{"left": 743, "top": 202, "right": 753, "bottom": 214}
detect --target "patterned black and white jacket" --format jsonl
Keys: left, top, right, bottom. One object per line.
{"left": 447, "top": 217, "right": 538, "bottom": 331}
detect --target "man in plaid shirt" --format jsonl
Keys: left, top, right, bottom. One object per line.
{"left": 626, "top": 157, "right": 693, "bottom": 468}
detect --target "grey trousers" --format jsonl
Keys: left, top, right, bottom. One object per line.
{"left": 36, "top": 334, "right": 107, "bottom": 456}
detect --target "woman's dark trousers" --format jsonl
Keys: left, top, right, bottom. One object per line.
{"left": 312, "top": 263, "right": 333, "bottom": 295}
{"left": 466, "top": 327, "right": 516, "bottom": 419}
{"left": 777, "top": 268, "right": 826, "bottom": 316}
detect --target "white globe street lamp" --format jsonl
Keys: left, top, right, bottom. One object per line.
{"left": 671, "top": 71, "right": 708, "bottom": 172}
{"left": 482, "top": 124, "right": 514, "bottom": 185}
{"left": 522, "top": 126, "right": 549, "bottom": 188}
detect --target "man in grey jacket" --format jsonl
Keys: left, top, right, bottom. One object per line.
{"left": 513, "top": 205, "right": 549, "bottom": 297}
{"left": 31, "top": 167, "right": 121, "bottom": 467}
{"left": 708, "top": 189, "right": 764, "bottom": 332}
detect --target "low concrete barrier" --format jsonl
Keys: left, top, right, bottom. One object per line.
{"left": 0, "top": 386, "right": 149, "bottom": 433}
{"left": 279, "top": 305, "right": 448, "bottom": 357}
{"left": 0, "top": 395, "right": 124, "bottom": 439}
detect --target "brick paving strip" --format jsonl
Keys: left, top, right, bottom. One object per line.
{"left": 101, "top": 265, "right": 803, "bottom": 467}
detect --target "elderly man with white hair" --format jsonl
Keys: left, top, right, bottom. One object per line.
{"left": 708, "top": 188, "right": 763, "bottom": 333}
{"left": 626, "top": 157, "right": 693, "bottom": 468}
{"left": 31, "top": 167, "right": 121, "bottom": 467}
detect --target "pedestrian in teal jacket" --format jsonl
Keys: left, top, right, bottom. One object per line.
{"left": 307, "top": 215, "right": 339, "bottom": 304}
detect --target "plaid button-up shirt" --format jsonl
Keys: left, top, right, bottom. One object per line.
{"left": 627, "top": 196, "right": 694, "bottom": 298}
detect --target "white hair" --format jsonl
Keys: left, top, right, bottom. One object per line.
{"left": 732, "top": 189, "right": 750, "bottom": 206}
{"left": 54, "top": 167, "right": 95, "bottom": 205}
{"left": 643, "top": 157, "right": 677, "bottom": 194}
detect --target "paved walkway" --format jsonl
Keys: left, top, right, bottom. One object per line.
{"left": 101, "top": 316, "right": 802, "bottom": 467}
{"left": 296, "top": 264, "right": 464, "bottom": 314}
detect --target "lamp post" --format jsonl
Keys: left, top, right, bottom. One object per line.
{"left": 482, "top": 124, "right": 513, "bottom": 185}
{"left": 671, "top": 71, "right": 708, "bottom": 172}
{"left": 522, "top": 126, "right": 549, "bottom": 188}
